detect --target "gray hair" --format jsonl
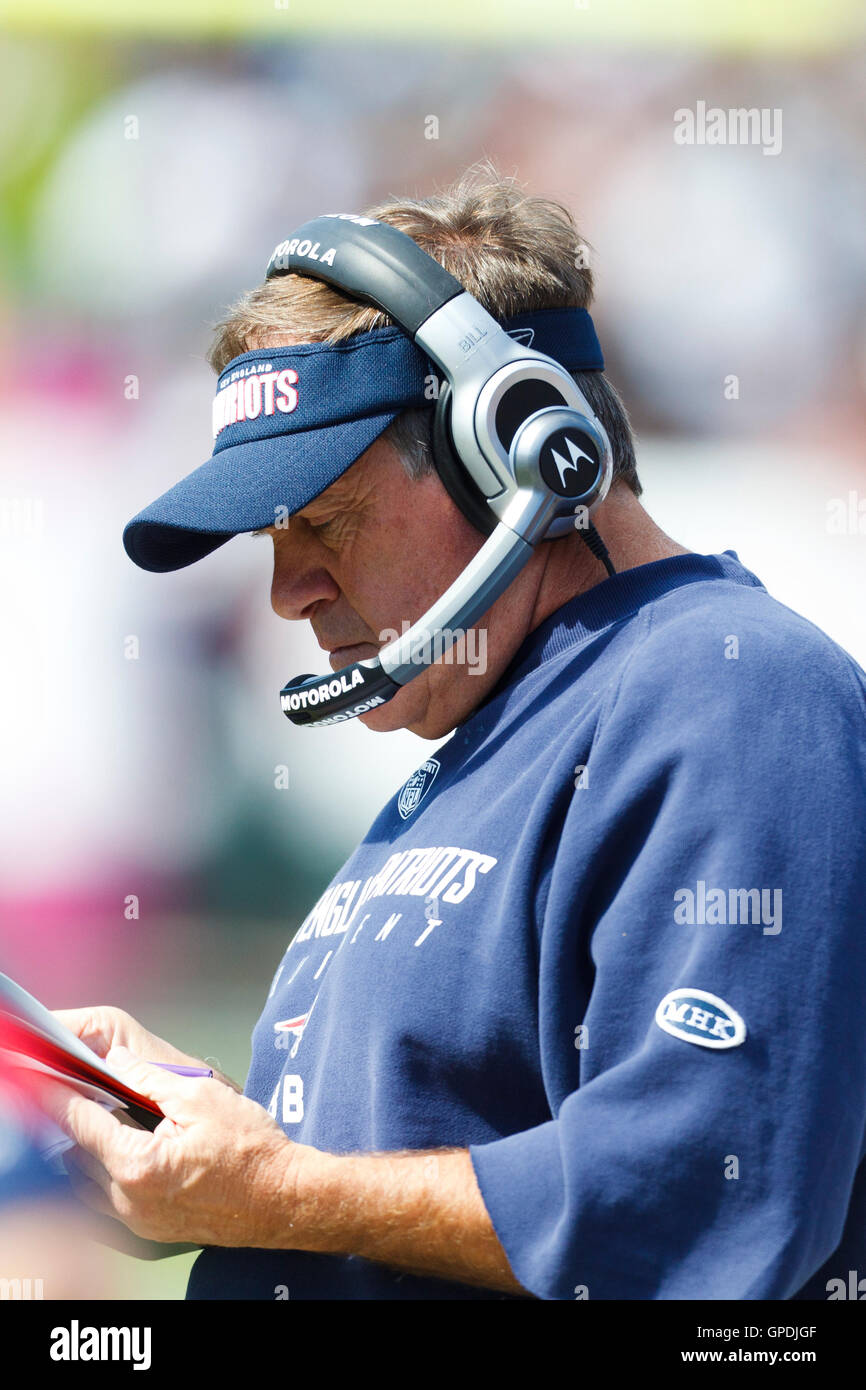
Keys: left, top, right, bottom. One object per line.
{"left": 209, "top": 158, "right": 641, "bottom": 498}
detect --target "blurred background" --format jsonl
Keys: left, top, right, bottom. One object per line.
{"left": 0, "top": 0, "right": 864, "bottom": 1297}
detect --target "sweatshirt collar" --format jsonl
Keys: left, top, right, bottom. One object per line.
{"left": 469, "top": 550, "right": 764, "bottom": 717}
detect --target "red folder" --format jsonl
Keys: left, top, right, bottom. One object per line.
{"left": 0, "top": 973, "right": 164, "bottom": 1131}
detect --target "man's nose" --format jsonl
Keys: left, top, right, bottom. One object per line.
{"left": 269, "top": 527, "right": 341, "bottom": 621}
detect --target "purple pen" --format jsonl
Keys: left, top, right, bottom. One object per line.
{"left": 147, "top": 1062, "right": 214, "bottom": 1077}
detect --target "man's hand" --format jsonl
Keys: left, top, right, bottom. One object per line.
{"left": 39, "top": 1048, "right": 310, "bottom": 1248}
{"left": 41, "top": 1047, "right": 528, "bottom": 1294}
{"left": 52, "top": 1006, "right": 241, "bottom": 1092}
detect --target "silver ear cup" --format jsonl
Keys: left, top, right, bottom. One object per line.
{"left": 509, "top": 406, "right": 613, "bottom": 540}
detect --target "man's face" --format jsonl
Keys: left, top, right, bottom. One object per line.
{"left": 261, "top": 435, "right": 545, "bottom": 739}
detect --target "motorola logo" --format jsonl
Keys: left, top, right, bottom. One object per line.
{"left": 539, "top": 429, "right": 600, "bottom": 498}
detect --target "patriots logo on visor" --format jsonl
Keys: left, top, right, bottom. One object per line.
{"left": 212, "top": 365, "right": 300, "bottom": 441}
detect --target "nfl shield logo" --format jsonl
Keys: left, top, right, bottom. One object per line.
{"left": 397, "top": 758, "right": 440, "bottom": 820}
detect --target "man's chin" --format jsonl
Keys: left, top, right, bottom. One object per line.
{"left": 358, "top": 703, "right": 455, "bottom": 741}
{"left": 356, "top": 679, "right": 433, "bottom": 736}
{"left": 357, "top": 702, "right": 417, "bottom": 735}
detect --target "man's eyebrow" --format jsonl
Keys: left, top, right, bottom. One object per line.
{"left": 299, "top": 490, "right": 352, "bottom": 519}
{"left": 251, "top": 492, "right": 348, "bottom": 537}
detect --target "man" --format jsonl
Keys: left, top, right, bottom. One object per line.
{"left": 48, "top": 167, "right": 866, "bottom": 1300}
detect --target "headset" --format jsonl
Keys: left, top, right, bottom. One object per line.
{"left": 266, "top": 212, "right": 615, "bottom": 728}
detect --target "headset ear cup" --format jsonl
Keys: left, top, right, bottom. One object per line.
{"left": 431, "top": 380, "right": 497, "bottom": 538}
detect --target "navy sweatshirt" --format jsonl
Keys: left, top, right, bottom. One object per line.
{"left": 186, "top": 550, "right": 866, "bottom": 1300}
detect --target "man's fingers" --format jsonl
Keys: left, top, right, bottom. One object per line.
{"left": 36, "top": 1076, "right": 148, "bottom": 1165}
{"left": 51, "top": 1008, "right": 113, "bottom": 1055}
{"left": 62, "top": 1142, "right": 111, "bottom": 1194}
{"left": 105, "top": 1046, "right": 184, "bottom": 1111}
{"left": 51, "top": 1008, "right": 92, "bottom": 1033}
{"left": 64, "top": 1163, "right": 117, "bottom": 1221}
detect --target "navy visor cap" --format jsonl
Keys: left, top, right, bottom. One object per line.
{"left": 122, "top": 308, "right": 605, "bottom": 573}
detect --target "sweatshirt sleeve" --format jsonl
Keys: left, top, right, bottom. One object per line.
{"left": 469, "top": 600, "right": 866, "bottom": 1300}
